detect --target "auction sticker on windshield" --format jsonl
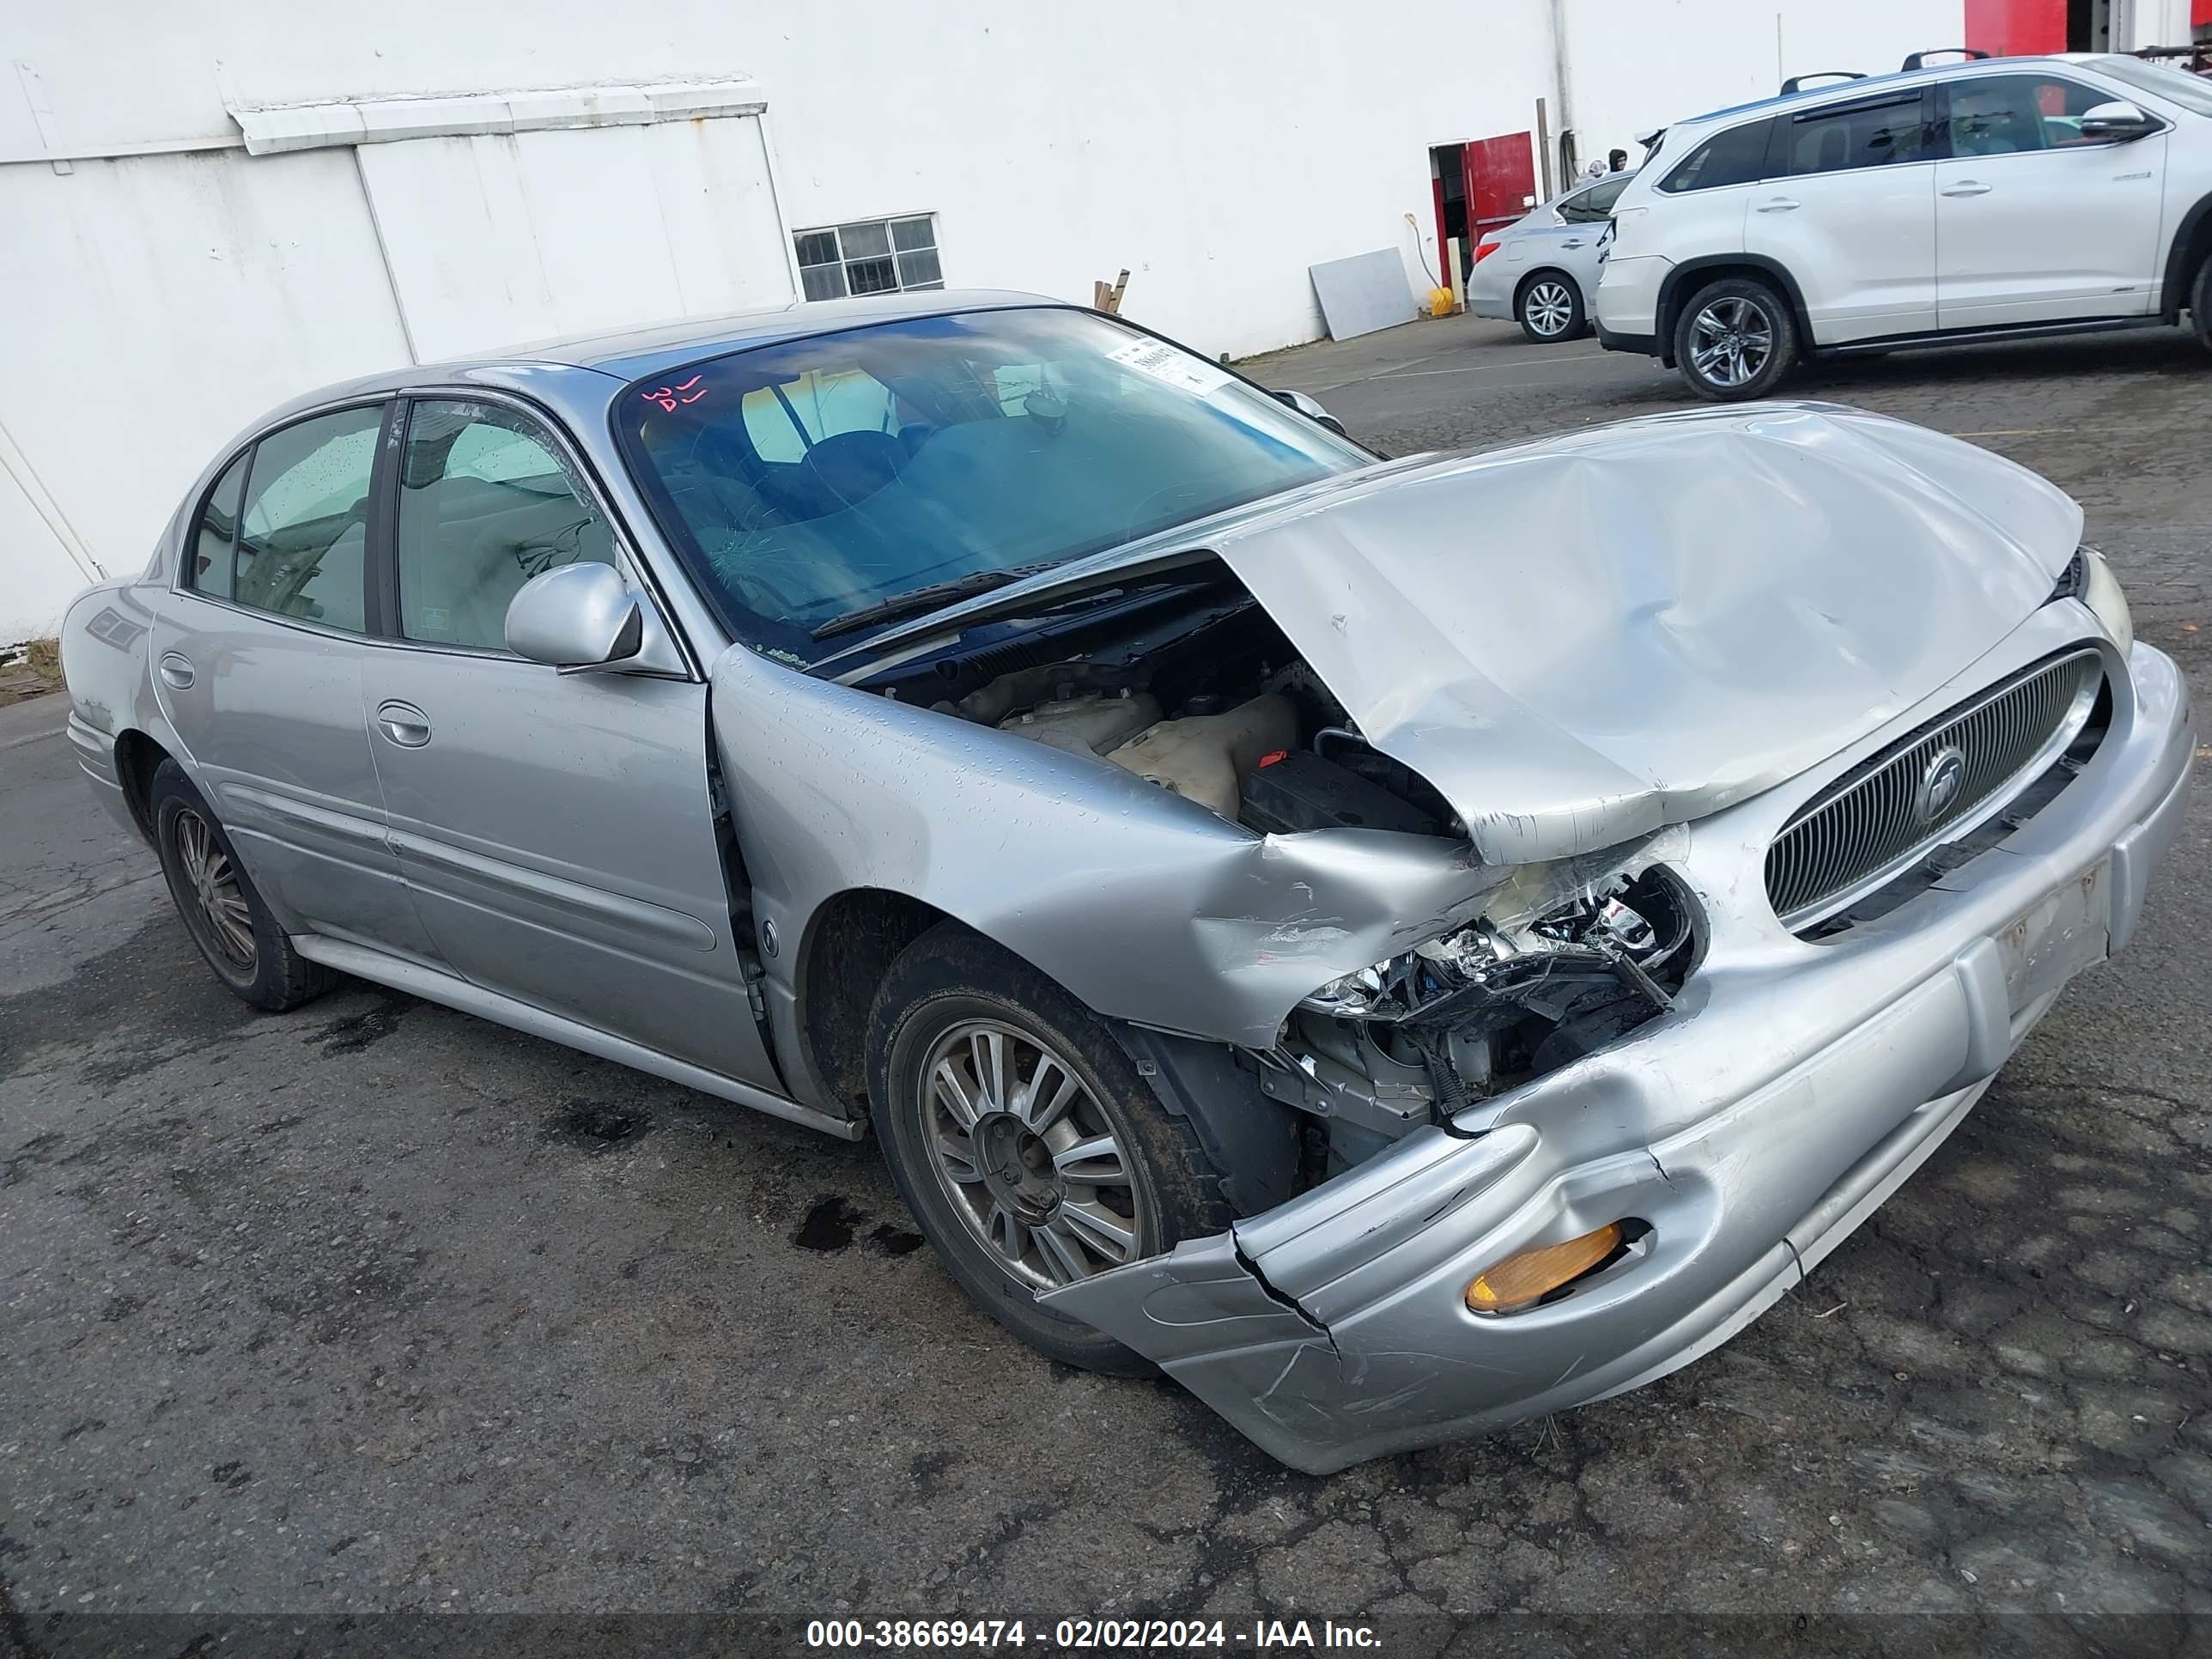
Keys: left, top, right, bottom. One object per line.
{"left": 1106, "top": 335, "right": 1234, "bottom": 395}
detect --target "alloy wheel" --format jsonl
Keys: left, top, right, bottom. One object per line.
{"left": 1687, "top": 296, "right": 1773, "bottom": 388}
{"left": 918, "top": 1018, "right": 1143, "bottom": 1291}
{"left": 174, "top": 808, "right": 257, "bottom": 971}
{"left": 1524, "top": 280, "right": 1575, "bottom": 337}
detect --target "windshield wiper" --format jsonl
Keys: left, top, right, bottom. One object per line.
{"left": 810, "top": 562, "right": 1064, "bottom": 640}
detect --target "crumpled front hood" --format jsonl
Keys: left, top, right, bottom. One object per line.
{"left": 1209, "top": 402, "right": 2081, "bottom": 865}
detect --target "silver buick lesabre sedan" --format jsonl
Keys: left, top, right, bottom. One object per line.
{"left": 61, "top": 291, "right": 2192, "bottom": 1473}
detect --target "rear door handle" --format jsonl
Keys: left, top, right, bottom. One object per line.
{"left": 156, "top": 652, "right": 195, "bottom": 690}
{"left": 1942, "top": 180, "right": 1992, "bottom": 197}
{"left": 374, "top": 700, "right": 432, "bottom": 748}
{"left": 1560, "top": 238, "right": 1585, "bottom": 247}
{"left": 1755, "top": 197, "right": 1800, "bottom": 213}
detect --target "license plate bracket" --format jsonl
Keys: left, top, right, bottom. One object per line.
{"left": 1997, "top": 858, "right": 2112, "bottom": 1016}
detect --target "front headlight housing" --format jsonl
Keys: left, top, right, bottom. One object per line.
{"left": 2066, "top": 545, "right": 2133, "bottom": 659}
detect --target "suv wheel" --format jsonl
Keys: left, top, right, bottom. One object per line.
{"left": 1516, "top": 274, "right": 1584, "bottom": 342}
{"left": 149, "top": 759, "right": 335, "bottom": 1011}
{"left": 1673, "top": 276, "right": 1798, "bottom": 400}
{"left": 866, "top": 924, "right": 1237, "bottom": 1373}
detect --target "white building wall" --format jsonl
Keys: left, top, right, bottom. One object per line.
{"left": 1558, "top": 0, "right": 1969, "bottom": 170}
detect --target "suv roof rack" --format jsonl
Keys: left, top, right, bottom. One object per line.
{"left": 1900, "top": 48, "right": 1990, "bottom": 70}
{"left": 1779, "top": 70, "right": 1865, "bottom": 95}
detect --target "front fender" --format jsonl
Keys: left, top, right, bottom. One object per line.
{"left": 707, "top": 645, "right": 1504, "bottom": 1051}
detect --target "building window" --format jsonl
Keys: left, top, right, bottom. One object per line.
{"left": 794, "top": 216, "right": 943, "bottom": 301}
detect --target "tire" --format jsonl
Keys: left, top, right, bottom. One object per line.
{"left": 1672, "top": 276, "right": 1799, "bottom": 401}
{"left": 149, "top": 759, "right": 334, "bottom": 1012}
{"left": 866, "top": 923, "right": 1237, "bottom": 1373}
{"left": 1516, "top": 272, "right": 1585, "bottom": 342}
{"left": 2192, "top": 253, "right": 2212, "bottom": 355}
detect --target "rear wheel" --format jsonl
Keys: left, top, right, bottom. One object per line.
{"left": 149, "top": 760, "right": 334, "bottom": 1011}
{"left": 866, "top": 925, "right": 1235, "bottom": 1373}
{"left": 1672, "top": 276, "right": 1798, "bottom": 400}
{"left": 1516, "top": 273, "right": 1584, "bottom": 342}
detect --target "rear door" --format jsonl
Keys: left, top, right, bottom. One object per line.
{"left": 1745, "top": 88, "right": 1940, "bottom": 343}
{"left": 154, "top": 403, "right": 434, "bottom": 957}
{"left": 356, "top": 392, "right": 781, "bottom": 1090}
{"left": 1932, "top": 71, "right": 2166, "bottom": 328}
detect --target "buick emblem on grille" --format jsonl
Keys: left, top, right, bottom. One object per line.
{"left": 1916, "top": 745, "right": 1966, "bottom": 825}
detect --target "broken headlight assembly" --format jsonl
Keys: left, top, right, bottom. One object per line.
{"left": 2059, "top": 545, "right": 2133, "bottom": 659}
{"left": 1277, "top": 865, "right": 1701, "bottom": 1163}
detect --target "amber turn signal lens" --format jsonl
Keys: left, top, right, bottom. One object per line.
{"left": 1466, "top": 1223, "right": 1624, "bottom": 1315}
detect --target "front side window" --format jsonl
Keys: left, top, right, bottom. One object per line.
{"left": 1783, "top": 95, "right": 1932, "bottom": 174}
{"left": 794, "top": 216, "right": 944, "bottom": 302}
{"left": 394, "top": 400, "right": 614, "bottom": 650}
{"left": 1660, "top": 118, "right": 1774, "bottom": 192}
{"left": 1945, "top": 76, "right": 2114, "bottom": 155}
{"left": 613, "top": 307, "right": 1365, "bottom": 662}
{"left": 234, "top": 406, "right": 380, "bottom": 632}
{"left": 185, "top": 453, "right": 247, "bottom": 600}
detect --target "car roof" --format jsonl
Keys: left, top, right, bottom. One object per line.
{"left": 1673, "top": 52, "right": 2126, "bottom": 134}
{"left": 259, "top": 288, "right": 1069, "bottom": 419}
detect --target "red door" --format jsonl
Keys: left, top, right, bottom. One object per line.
{"left": 1463, "top": 131, "right": 1538, "bottom": 242}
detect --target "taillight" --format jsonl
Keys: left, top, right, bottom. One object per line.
{"left": 1472, "top": 238, "right": 1500, "bottom": 264}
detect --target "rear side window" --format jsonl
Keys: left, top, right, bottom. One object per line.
{"left": 1783, "top": 95, "right": 1932, "bottom": 174}
{"left": 1560, "top": 176, "right": 1632, "bottom": 222}
{"left": 185, "top": 453, "right": 247, "bottom": 599}
{"left": 234, "top": 406, "right": 381, "bottom": 634}
{"left": 1659, "top": 119, "right": 1773, "bottom": 192}
{"left": 394, "top": 400, "right": 614, "bottom": 651}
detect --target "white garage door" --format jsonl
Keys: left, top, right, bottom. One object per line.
{"left": 355, "top": 116, "right": 797, "bottom": 363}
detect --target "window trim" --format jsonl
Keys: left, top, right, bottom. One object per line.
{"left": 368, "top": 386, "right": 702, "bottom": 678}
{"left": 1769, "top": 87, "right": 1940, "bottom": 179}
{"left": 1930, "top": 72, "right": 2172, "bottom": 165}
{"left": 168, "top": 397, "right": 395, "bottom": 647}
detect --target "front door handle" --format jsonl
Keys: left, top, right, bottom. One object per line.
{"left": 1942, "top": 180, "right": 1992, "bottom": 197}
{"left": 156, "top": 652, "right": 195, "bottom": 690}
{"left": 374, "top": 700, "right": 432, "bottom": 748}
{"left": 1755, "top": 197, "right": 1801, "bottom": 213}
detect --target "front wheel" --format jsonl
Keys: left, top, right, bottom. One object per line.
{"left": 866, "top": 925, "right": 1236, "bottom": 1373}
{"left": 1672, "top": 276, "right": 1798, "bottom": 400}
{"left": 1516, "top": 274, "right": 1584, "bottom": 342}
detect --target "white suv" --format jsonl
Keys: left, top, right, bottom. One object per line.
{"left": 1595, "top": 53, "right": 2212, "bottom": 399}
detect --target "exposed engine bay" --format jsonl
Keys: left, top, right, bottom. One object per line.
{"left": 858, "top": 568, "right": 1704, "bottom": 1197}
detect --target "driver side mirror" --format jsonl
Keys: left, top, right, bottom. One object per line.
{"left": 2078, "top": 100, "right": 2159, "bottom": 142}
{"left": 1271, "top": 386, "right": 1348, "bottom": 437}
{"left": 506, "top": 562, "right": 681, "bottom": 675}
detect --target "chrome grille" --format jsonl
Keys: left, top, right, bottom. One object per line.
{"left": 1765, "top": 649, "right": 2101, "bottom": 929}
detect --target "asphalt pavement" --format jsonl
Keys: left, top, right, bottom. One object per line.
{"left": 3, "top": 315, "right": 2209, "bottom": 1656}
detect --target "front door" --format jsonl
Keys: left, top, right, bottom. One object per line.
{"left": 356, "top": 394, "right": 780, "bottom": 1090}
{"left": 1746, "top": 89, "right": 1940, "bottom": 343}
{"left": 154, "top": 403, "right": 434, "bottom": 958}
{"left": 1933, "top": 72, "right": 2166, "bottom": 328}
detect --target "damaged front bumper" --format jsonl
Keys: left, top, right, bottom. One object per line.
{"left": 1043, "top": 642, "right": 2194, "bottom": 1474}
